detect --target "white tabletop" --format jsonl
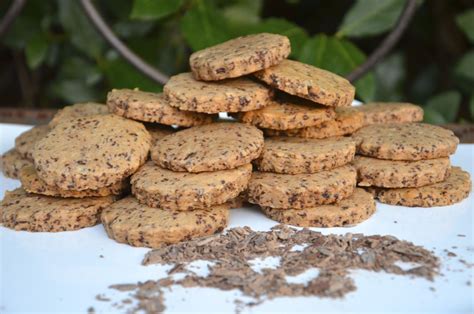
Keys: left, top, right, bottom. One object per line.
{"left": 1, "top": 123, "right": 473, "bottom": 313}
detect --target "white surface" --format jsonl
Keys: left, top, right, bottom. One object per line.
{"left": 1, "top": 123, "right": 473, "bottom": 314}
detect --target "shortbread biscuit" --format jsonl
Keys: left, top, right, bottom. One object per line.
{"left": 1, "top": 149, "right": 33, "bottom": 179}
{"left": 14, "top": 125, "right": 49, "bottom": 160}
{"left": 354, "top": 102, "right": 423, "bottom": 126}
{"left": 49, "top": 102, "right": 108, "bottom": 127}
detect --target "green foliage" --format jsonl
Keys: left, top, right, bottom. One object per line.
{"left": 456, "top": 9, "right": 474, "bottom": 43}
{"left": 25, "top": 33, "right": 48, "bottom": 69}
{"left": 470, "top": 95, "right": 474, "bottom": 120}
{"left": 374, "top": 53, "right": 405, "bottom": 101}
{"left": 424, "top": 91, "right": 461, "bottom": 123}
{"left": 131, "top": 0, "right": 184, "bottom": 20}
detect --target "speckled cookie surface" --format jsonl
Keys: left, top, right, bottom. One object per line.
{"left": 354, "top": 102, "right": 424, "bottom": 126}
{"left": 131, "top": 162, "right": 252, "bottom": 210}
{"left": 164, "top": 73, "right": 272, "bottom": 114}
{"left": 14, "top": 125, "right": 49, "bottom": 160}
{"left": 264, "top": 107, "right": 364, "bottom": 139}
{"left": 233, "top": 96, "right": 336, "bottom": 130}
{"left": 353, "top": 123, "right": 459, "bottom": 161}
{"left": 248, "top": 165, "right": 356, "bottom": 209}
{"left": 1, "top": 149, "right": 33, "bottom": 179}
{"left": 1, "top": 188, "right": 115, "bottom": 232}
{"left": 254, "top": 59, "right": 355, "bottom": 107}
{"left": 49, "top": 102, "right": 108, "bottom": 127}
{"left": 374, "top": 167, "right": 471, "bottom": 207}
{"left": 151, "top": 122, "right": 264, "bottom": 172}
{"left": 354, "top": 156, "right": 450, "bottom": 188}
{"left": 261, "top": 188, "right": 376, "bottom": 227}
{"left": 19, "top": 165, "right": 129, "bottom": 198}
{"left": 190, "top": 33, "right": 290, "bottom": 81}
{"left": 107, "top": 88, "right": 213, "bottom": 127}
{"left": 101, "top": 196, "right": 229, "bottom": 248}
{"left": 33, "top": 114, "right": 151, "bottom": 191}
{"left": 255, "top": 137, "right": 355, "bottom": 174}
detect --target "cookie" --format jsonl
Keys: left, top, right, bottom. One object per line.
{"left": 354, "top": 155, "right": 450, "bottom": 188}
{"left": 353, "top": 123, "right": 459, "bottom": 161}
{"left": 101, "top": 196, "right": 229, "bottom": 248}
{"left": 261, "top": 188, "right": 376, "bottom": 227}
{"left": 232, "top": 95, "right": 336, "bottom": 130}
{"left": 354, "top": 102, "right": 424, "bottom": 126}
{"left": 264, "top": 107, "right": 364, "bottom": 139}
{"left": 248, "top": 165, "right": 357, "bottom": 209}
{"left": 255, "top": 136, "right": 356, "bottom": 174}
{"left": 107, "top": 88, "right": 214, "bottom": 127}
{"left": 373, "top": 167, "right": 471, "bottom": 207}
{"left": 14, "top": 125, "right": 49, "bottom": 160}
{"left": 1, "top": 188, "right": 115, "bottom": 232}
{"left": 33, "top": 114, "right": 151, "bottom": 191}
{"left": 151, "top": 122, "right": 264, "bottom": 172}
{"left": 164, "top": 73, "right": 272, "bottom": 114}
{"left": 144, "top": 124, "right": 176, "bottom": 143}
{"left": 49, "top": 102, "right": 109, "bottom": 127}
{"left": 254, "top": 59, "right": 355, "bottom": 107}
{"left": 131, "top": 162, "right": 252, "bottom": 210}
{"left": 1, "top": 149, "right": 33, "bottom": 179}
{"left": 190, "top": 33, "right": 291, "bottom": 81}
{"left": 19, "top": 165, "right": 129, "bottom": 198}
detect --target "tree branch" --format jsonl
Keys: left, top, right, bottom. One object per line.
{"left": 0, "top": 0, "right": 26, "bottom": 39}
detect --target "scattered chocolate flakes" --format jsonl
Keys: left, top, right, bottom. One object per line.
{"left": 95, "top": 294, "right": 110, "bottom": 302}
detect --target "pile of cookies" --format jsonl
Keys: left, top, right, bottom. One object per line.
{"left": 1, "top": 33, "right": 471, "bottom": 248}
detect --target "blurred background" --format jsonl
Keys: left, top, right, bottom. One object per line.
{"left": 0, "top": 0, "right": 473, "bottom": 125}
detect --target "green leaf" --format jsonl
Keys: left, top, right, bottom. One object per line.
{"left": 425, "top": 91, "right": 461, "bottom": 123}
{"left": 223, "top": 0, "right": 262, "bottom": 25}
{"left": 456, "top": 9, "right": 474, "bottom": 43}
{"left": 298, "top": 34, "right": 375, "bottom": 102}
{"left": 103, "top": 57, "right": 162, "bottom": 92}
{"left": 57, "top": 0, "right": 104, "bottom": 59}
{"left": 423, "top": 108, "right": 446, "bottom": 124}
{"left": 180, "top": 0, "right": 231, "bottom": 51}
{"left": 58, "top": 57, "right": 102, "bottom": 86}
{"left": 374, "top": 52, "right": 405, "bottom": 101}
{"left": 454, "top": 50, "right": 474, "bottom": 82}
{"left": 50, "top": 80, "right": 102, "bottom": 104}
{"left": 25, "top": 33, "right": 48, "bottom": 69}
{"left": 113, "top": 21, "right": 155, "bottom": 38}
{"left": 337, "top": 0, "right": 406, "bottom": 38}
{"left": 130, "top": 0, "right": 184, "bottom": 20}
{"left": 409, "top": 64, "right": 439, "bottom": 103}
{"left": 470, "top": 94, "right": 474, "bottom": 121}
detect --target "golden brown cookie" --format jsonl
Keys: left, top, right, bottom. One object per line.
{"left": 14, "top": 125, "right": 50, "bottom": 160}
{"left": 373, "top": 167, "right": 471, "bottom": 207}
{"left": 19, "top": 165, "right": 129, "bottom": 198}
{"left": 1, "top": 188, "right": 115, "bottom": 232}
{"left": 164, "top": 72, "right": 272, "bottom": 113}
{"left": 254, "top": 59, "right": 355, "bottom": 107}
{"left": 190, "top": 33, "right": 291, "bottom": 81}
{"left": 151, "top": 122, "right": 264, "bottom": 172}
{"left": 1, "top": 149, "right": 33, "bottom": 179}
{"left": 101, "top": 196, "right": 229, "bottom": 248}
{"left": 131, "top": 162, "right": 252, "bottom": 210}
{"left": 49, "top": 102, "right": 109, "bottom": 127}
{"left": 354, "top": 102, "right": 424, "bottom": 126}
{"left": 33, "top": 114, "right": 151, "bottom": 191}
{"left": 261, "top": 188, "right": 376, "bottom": 227}
{"left": 248, "top": 165, "right": 357, "bottom": 209}
{"left": 232, "top": 95, "right": 336, "bottom": 130}
{"left": 255, "top": 136, "right": 356, "bottom": 174}
{"left": 353, "top": 123, "right": 459, "bottom": 161}
{"left": 354, "top": 155, "right": 450, "bottom": 188}
{"left": 264, "top": 107, "right": 364, "bottom": 139}
{"left": 107, "top": 88, "right": 214, "bottom": 127}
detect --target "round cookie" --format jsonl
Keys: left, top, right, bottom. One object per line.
{"left": 49, "top": 102, "right": 109, "bottom": 127}
{"left": 373, "top": 167, "right": 471, "bottom": 207}
{"left": 261, "top": 188, "right": 376, "bottom": 227}
{"left": 131, "top": 162, "right": 252, "bottom": 210}
{"left": 254, "top": 59, "right": 355, "bottom": 107}
{"left": 1, "top": 149, "right": 33, "bottom": 179}
{"left": 264, "top": 107, "right": 364, "bottom": 139}
{"left": 14, "top": 125, "right": 50, "bottom": 160}
{"left": 164, "top": 73, "right": 272, "bottom": 114}
{"left": 101, "top": 196, "right": 229, "bottom": 248}
{"left": 107, "top": 88, "right": 214, "bottom": 127}
{"left": 144, "top": 124, "right": 176, "bottom": 143}
{"left": 33, "top": 114, "right": 151, "bottom": 191}
{"left": 255, "top": 136, "right": 356, "bottom": 174}
{"left": 19, "top": 165, "right": 129, "bottom": 198}
{"left": 354, "top": 156, "right": 450, "bottom": 188}
{"left": 232, "top": 96, "right": 336, "bottom": 130}
{"left": 353, "top": 123, "right": 459, "bottom": 161}
{"left": 248, "top": 165, "right": 357, "bottom": 209}
{"left": 151, "top": 122, "right": 264, "bottom": 172}
{"left": 354, "top": 102, "right": 424, "bottom": 126}
{"left": 1, "top": 188, "right": 115, "bottom": 232}
{"left": 190, "top": 33, "right": 291, "bottom": 81}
